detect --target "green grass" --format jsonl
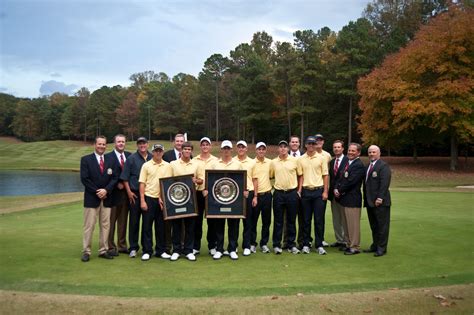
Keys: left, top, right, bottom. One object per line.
{"left": 0, "top": 191, "right": 472, "bottom": 298}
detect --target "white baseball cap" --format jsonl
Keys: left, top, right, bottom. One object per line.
{"left": 236, "top": 140, "right": 247, "bottom": 147}
{"left": 256, "top": 142, "right": 266, "bottom": 149}
{"left": 221, "top": 140, "right": 233, "bottom": 148}
{"left": 200, "top": 137, "right": 211, "bottom": 144}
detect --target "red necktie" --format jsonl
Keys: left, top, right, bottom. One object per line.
{"left": 366, "top": 162, "right": 374, "bottom": 181}
{"left": 100, "top": 156, "right": 104, "bottom": 174}
{"left": 179, "top": 152, "right": 182, "bottom": 159}
{"left": 344, "top": 162, "right": 349, "bottom": 173}
{"left": 293, "top": 152, "right": 296, "bottom": 157}
{"left": 120, "top": 154, "right": 124, "bottom": 169}
{"left": 334, "top": 158, "right": 339, "bottom": 173}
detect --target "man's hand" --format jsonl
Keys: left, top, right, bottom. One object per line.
{"left": 322, "top": 191, "right": 328, "bottom": 201}
{"left": 141, "top": 200, "right": 148, "bottom": 211}
{"left": 243, "top": 190, "right": 249, "bottom": 198}
{"left": 334, "top": 189, "right": 340, "bottom": 198}
{"left": 117, "top": 182, "right": 124, "bottom": 190}
{"left": 202, "top": 190, "right": 208, "bottom": 197}
{"left": 127, "top": 191, "right": 137, "bottom": 204}
{"left": 159, "top": 198, "right": 164, "bottom": 209}
{"left": 96, "top": 189, "right": 107, "bottom": 199}
{"left": 252, "top": 196, "right": 258, "bottom": 207}
{"left": 375, "top": 198, "right": 383, "bottom": 207}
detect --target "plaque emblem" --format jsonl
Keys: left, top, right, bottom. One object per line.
{"left": 167, "top": 182, "right": 191, "bottom": 206}
{"left": 212, "top": 177, "right": 239, "bottom": 205}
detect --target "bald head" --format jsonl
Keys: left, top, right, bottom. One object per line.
{"left": 368, "top": 145, "right": 381, "bottom": 161}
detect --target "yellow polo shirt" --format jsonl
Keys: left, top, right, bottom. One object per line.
{"left": 234, "top": 156, "right": 256, "bottom": 191}
{"left": 317, "top": 150, "right": 332, "bottom": 165}
{"left": 193, "top": 154, "right": 218, "bottom": 191}
{"left": 170, "top": 158, "right": 204, "bottom": 188}
{"left": 210, "top": 158, "right": 243, "bottom": 171}
{"left": 297, "top": 153, "right": 328, "bottom": 188}
{"left": 254, "top": 157, "right": 272, "bottom": 193}
{"left": 270, "top": 155, "right": 298, "bottom": 190}
{"left": 139, "top": 159, "right": 172, "bottom": 198}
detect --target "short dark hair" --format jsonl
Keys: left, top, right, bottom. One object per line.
{"left": 94, "top": 135, "right": 107, "bottom": 144}
{"left": 182, "top": 141, "right": 193, "bottom": 150}
{"left": 289, "top": 135, "right": 300, "bottom": 142}
{"left": 333, "top": 140, "right": 344, "bottom": 147}
{"left": 113, "top": 134, "right": 126, "bottom": 143}
{"left": 349, "top": 142, "right": 361, "bottom": 152}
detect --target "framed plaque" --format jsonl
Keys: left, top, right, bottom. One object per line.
{"left": 205, "top": 170, "right": 247, "bottom": 219}
{"left": 160, "top": 174, "right": 198, "bottom": 220}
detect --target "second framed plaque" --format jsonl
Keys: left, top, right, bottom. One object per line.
{"left": 160, "top": 174, "right": 198, "bottom": 220}
{"left": 205, "top": 170, "right": 247, "bottom": 219}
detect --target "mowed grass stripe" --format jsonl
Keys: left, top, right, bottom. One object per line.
{"left": 0, "top": 191, "right": 472, "bottom": 298}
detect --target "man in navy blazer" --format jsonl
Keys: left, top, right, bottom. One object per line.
{"left": 363, "top": 145, "right": 392, "bottom": 257}
{"left": 334, "top": 143, "right": 365, "bottom": 255}
{"left": 80, "top": 135, "right": 119, "bottom": 262}
{"left": 328, "top": 140, "right": 349, "bottom": 248}
{"left": 105, "top": 134, "right": 131, "bottom": 256}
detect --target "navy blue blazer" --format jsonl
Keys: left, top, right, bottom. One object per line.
{"left": 335, "top": 158, "right": 365, "bottom": 208}
{"left": 80, "top": 153, "right": 119, "bottom": 208}
{"left": 328, "top": 155, "right": 349, "bottom": 200}
{"left": 105, "top": 150, "right": 131, "bottom": 206}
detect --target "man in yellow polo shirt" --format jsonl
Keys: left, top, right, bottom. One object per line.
{"left": 169, "top": 142, "right": 204, "bottom": 262}
{"left": 270, "top": 140, "right": 300, "bottom": 255}
{"left": 139, "top": 144, "right": 172, "bottom": 261}
{"left": 192, "top": 137, "right": 218, "bottom": 256}
{"left": 234, "top": 140, "right": 258, "bottom": 257}
{"left": 314, "top": 133, "right": 332, "bottom": 248}
{"left": 207, "top": 140, "right": 244, "bottom": 260}
{"left": 297, "top": 135, "right": 329, "bottom": 255}
{"left": 252, "top": 142, "right": 273, "bottom": 254}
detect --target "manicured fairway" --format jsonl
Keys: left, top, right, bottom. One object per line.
{"left": 0, "top": 191, "right": 472, "bottom": 298}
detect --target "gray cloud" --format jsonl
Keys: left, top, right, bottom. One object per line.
{"left": 39, "top": 80, "right": 79, "bottom": 96}
{"left": 50, "top": 72, "right": 61, "bottom": 78}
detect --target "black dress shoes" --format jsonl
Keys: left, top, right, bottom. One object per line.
{"left": 330, "top": 242, "right": 345, "bottom": 247}
{"left": 108, "top": 250, "right": 119, "bottom": 257}
{"left": 374, "top": 251, "right": 386, "bottom": 257}
{"left": 118, "top": 249, "right": 130, "bottom": 254}
{"left": 81, "top": 253, "right": 90, "bottom": 262}
{"left": 344, "top": 248, "right": 360, "bottom": 255}
{"left": 99, "top": 252, "right": 114, "bottom": 259}
{"left": 363, "top": 248, "right": 376, "bottom": 253}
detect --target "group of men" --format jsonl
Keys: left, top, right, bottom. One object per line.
{"left": 80, "top": 133, "right": 392, "bottom": 262}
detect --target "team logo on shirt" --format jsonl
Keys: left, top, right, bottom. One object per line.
{"left": 372, "top": 171, "right": 378, "bottom": 178}
{"left": 344, "top": 171, "right": 349, "bottom": 178}
{"left": 167, "top": 182, "right": 191, "bottom": 206}
{"left": 107, "top": 168, "right": 113, "bottom": 175}
{"left": 212, "top": 177, "right": 239, "bottom": 205}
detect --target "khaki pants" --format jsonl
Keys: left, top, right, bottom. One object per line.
{"left": 343, "top": 207, "right": 361, "bottom": 250}
{"left": 331, "top": 198, "right": 346, "bottom": 244}
{"left": 108, "top": 191, "right": 129, "bottom": 252}
{"left": 83, "top": 201, "right": 111, "bottom": 255}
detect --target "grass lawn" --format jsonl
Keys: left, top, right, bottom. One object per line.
{"left": 0, "top": 138, "right": 473, "bottom": 313}
{"left": 0, "top": 191, "right": 472, "bottom": 299}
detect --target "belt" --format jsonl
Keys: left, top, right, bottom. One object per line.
{"left": 303, "top": 186, "right": 323, "bottom": 191}
{"left": 257, "top": 190, "right": 272, "bottom": 196}
{"left": 274, "top": 188, "right": 297, "bottom": 194}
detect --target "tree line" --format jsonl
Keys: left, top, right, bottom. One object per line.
{"left": 0, "top": 1, "right": 472, "bottom": 169}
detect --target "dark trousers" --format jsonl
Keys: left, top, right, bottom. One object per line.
{"left": 272, "top": 189, "right": 298, "bottom": 248}
{"left": 142, "top": 196, "right": 167, "bottom": 255}
{"left": 128, "top": 190, "right": 143, "bottom": 251}
{"left": 301, "top": 188, "right": 325, "bottom": 248}
{"left": 195, "top": 191, "right": 217, "bottom": 251}
{"left": 242, "top": 191, "right": 255, "bottom": 249}
{"left": 172, "top": 217, "right": 195, "bottom": 255}
{"left": 367, "top": 206, "right": 390, "bottom": 253}
{"left": 252, "top": 191, "right": 272, "bottom": 247}
{"left": 214, "top": 218, "right": 240, "bottom": 253}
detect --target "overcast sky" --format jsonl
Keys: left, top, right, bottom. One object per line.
{"left": 0, "top": 0, "right": 367, "bottom": 98}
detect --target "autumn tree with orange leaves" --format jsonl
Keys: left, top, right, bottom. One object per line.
{"left": 358, "top": 4, "right": 474, "bottom": 170}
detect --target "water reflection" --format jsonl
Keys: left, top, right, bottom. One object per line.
{"left": 0, "top": 170, "right": 83, "bottom": 196}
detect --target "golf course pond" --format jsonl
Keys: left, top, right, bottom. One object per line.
{"left": 0, "top": 170, "right": 83, "bottom": 196}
